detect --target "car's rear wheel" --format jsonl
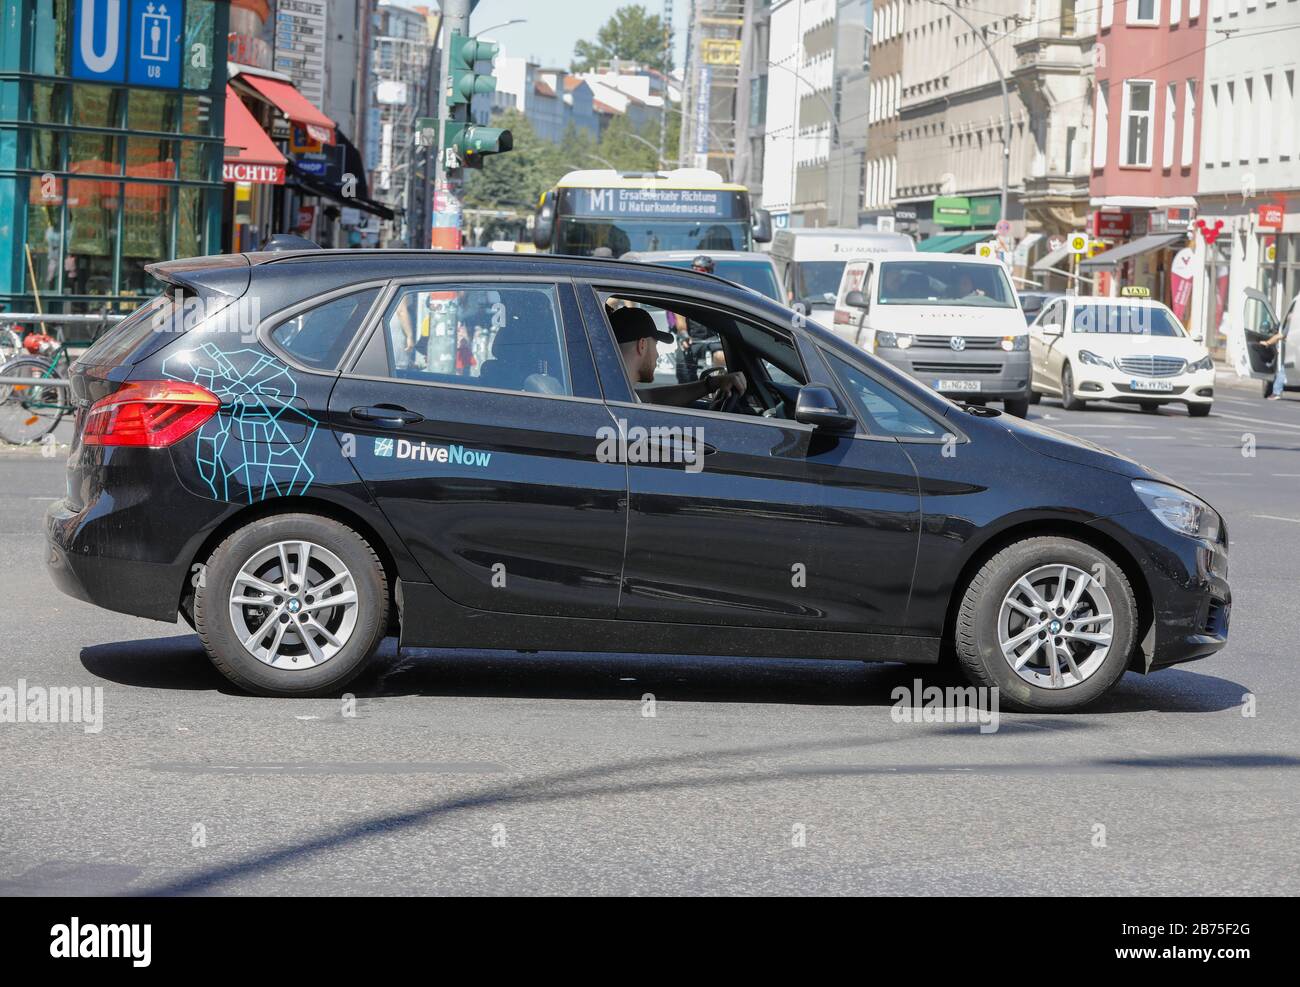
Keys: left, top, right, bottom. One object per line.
{"left": 1028, "top": 389, "right": 1041, "bottom": 405}
{"left": 194, "top": 513, "right": 388, "bottom": 696}
{"left": 955, "top": 536, "right": 1137, "bottom": 712}
{"left": 1060, "top": 364, "right": 1085, "bottom": 411}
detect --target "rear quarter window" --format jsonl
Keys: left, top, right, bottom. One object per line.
{"left": 270, "top": 289, "right": 381, "bottom": 370}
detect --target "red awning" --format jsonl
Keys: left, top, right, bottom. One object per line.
{"left": 240, "top": 74, "right": 336, "bottom": 145}
{"left": 222, "top": 87, "right": 286, "bottom": 186}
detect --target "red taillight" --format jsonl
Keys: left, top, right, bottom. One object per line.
{"left": 83, "top": 380, "right": 220, "bottom": 448}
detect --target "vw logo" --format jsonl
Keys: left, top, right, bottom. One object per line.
{"left": 950, "top": 336, "right": 967, "bottom": 352}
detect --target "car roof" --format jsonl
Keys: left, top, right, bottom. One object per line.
{"left": 623, "top": 250, "right": 774, "bottom": 263}
{"left": 850, "top": 251, "right": 1005, "bottom": 266}
{"left": 1066, "top": 296, "right": 1171, "bottom": 309}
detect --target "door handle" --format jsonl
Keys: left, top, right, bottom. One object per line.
{"left": 350, "top": 405, "right": 424, "bottom": 428}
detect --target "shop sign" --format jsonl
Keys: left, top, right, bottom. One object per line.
{"left": 223, "top": 161, "right": 285, "bottom": 185}
{"left": 1090, "top": 211, "right": 1131, "bottom": 238}
{"left": 1257, "top": 204, "right": 1285, "bottom": 229}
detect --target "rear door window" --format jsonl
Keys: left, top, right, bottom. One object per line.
{"left": 359, "top": 283, "right": 571, "bottom": 396}
{"left": 75, "top": 293, "right": 172, "bottom": 367}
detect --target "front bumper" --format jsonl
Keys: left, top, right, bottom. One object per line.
{"left": 1089, "top": 510, "right": 1231, "bottom": 672}
{"left": 877, "top": 348, "right": 1031, "bottom": 400}
{"left": 1072, "top": 366, "right": 1216, "bottom": 404}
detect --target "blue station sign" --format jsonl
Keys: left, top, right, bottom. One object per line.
{"left": 72, "top": 0, "right": 186, "bottom": 89}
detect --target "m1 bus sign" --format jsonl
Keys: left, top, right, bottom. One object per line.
{"left": 222, "top": 162, "right": 285, "bottom": 185}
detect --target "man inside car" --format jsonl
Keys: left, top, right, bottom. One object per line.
{"left": 610, "top": 305, "right": 747, "bottom": 407}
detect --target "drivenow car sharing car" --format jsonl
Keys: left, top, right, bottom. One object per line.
{"left": 44, "top": 247, "right": 1230, "bottom": 712}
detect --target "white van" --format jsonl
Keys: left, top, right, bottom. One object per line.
{"left": 769, "top": 227, "right": 915, "bottom": 322}
{"left": 832, "top": 252, "right": 1033, "bottom": 417}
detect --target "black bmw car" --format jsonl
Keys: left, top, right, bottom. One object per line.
{"left": 44, "top": 247, "right": 1231, "bottom": 712}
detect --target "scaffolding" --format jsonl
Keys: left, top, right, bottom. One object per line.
{"left": 680, "top": 0, "right": 745, "bottom": 178}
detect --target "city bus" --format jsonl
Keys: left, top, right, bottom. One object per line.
{"left": 532, "top": 168, "right": 771, "bottom": 257}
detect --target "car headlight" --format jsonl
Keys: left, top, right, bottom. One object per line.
{"left": 876, "top": 330, "right": 900, "bottom": 349}
{"left": 1132, "top": 479, "right": 1221, "bottom": 542}
{"left": 1000, "top": 334, "right": 1028, "bottom": 351}
{"left": 896, "top": 332, "right": 913, "bottom": 349}
{"left": 1078, "top": 349, "right": 1112, "bottom": 368}
{"left": 1189, "top": 354, "right": 1214, "bottom": 372}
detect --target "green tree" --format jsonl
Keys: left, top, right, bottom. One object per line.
{"left": 572, "top": 4, "right": 672, "bottom": 74}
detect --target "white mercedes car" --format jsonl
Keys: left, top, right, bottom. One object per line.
{"left": 1028, "top": 295, "right": 1216, "bottom": 416}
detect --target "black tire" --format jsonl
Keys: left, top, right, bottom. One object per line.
{"left": 1139, "top": 400, "right": 1160, "bottom": 414}
{"left": 1264, "top": 379, "right": 1274, "bottom": 399}
{"left": 954, "top": 536, "right": 1138, "bottom": 712}
{"left": 1028, "top": 389, "right": 1042, "bottom": 405}
{"left": 194, "top": 513, "right": 389, "bottom": 697}
{"left": 1187, "top": 402, "right": 1212, "bottom": 417}
{"left": 1059, "top": 364, "right": 1085, "bottom": 411}
{"left": 1003, "top": 396, "right": 1030, "bottom": 418}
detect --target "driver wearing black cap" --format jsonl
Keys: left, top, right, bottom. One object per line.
{"left": 691, "top": 254, "right": 715, "bottom": 274}
{"left": 609, "top": 306, "right": 746, "bottom": 407}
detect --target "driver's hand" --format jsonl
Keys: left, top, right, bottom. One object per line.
{"left": 711, "top": 371, "right": 747, "bottom": 397}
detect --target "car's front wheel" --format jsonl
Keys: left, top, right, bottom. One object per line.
{"left": 1187, "top": 402, "right": 1212, "bottom": 417}
{"left": 955, "top": 536, "right": 1137, "bottom": 712}
{"left": 1060, "top": 364, "right": 1086, "bottom": 411}
{"left": 194, "top": 513, "right": 389, "bottom": 696}
{"left": 1003, "top": 396, "right": 1030, "bottom": 418}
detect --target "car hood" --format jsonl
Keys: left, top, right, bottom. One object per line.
{"left": 963, "top": 408, "right": 1177, "bottom": 485}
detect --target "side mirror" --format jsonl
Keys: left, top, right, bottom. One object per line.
{"left": 845, "top": 289, "right": 868, "bottom": 310}
{"left": 752, "top": 208, "right": 773, "bottom": 244}
{"left": 795, "top": 385, "right": 856, "bottom": 430}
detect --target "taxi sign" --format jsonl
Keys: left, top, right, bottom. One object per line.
{"left": 1119, "top": 285, "right": 1151, "bottom": 298}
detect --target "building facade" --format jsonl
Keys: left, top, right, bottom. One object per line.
{"left": 0, "top": 0, "right": 229, "bottom": 315}
{"left": 862, "top": 0, "right": 901, "bottom": 228}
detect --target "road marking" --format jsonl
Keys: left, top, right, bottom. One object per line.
{"left": 26, "top": 496, "right": 57, "bottom": 501}
{"left": 1210, "top": 411, "right": 1300, "bottom": 433}
{"left": 1252, "top": 514, "right": 1300, "bottom": 524}
{"left": 1271, "top": 473, "right": 1300, "bottom": 478}
{"left": 1203, "top": 472, "right": 1253, "bottom": 476}
{"left": 1052, "top": 423, "right": 1157, "bottom": 430}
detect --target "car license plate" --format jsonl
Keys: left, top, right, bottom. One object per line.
{"left": 937, "top": 379, "right": 981, "bottom": 392}
{"left": 1131, "top": 379, "right": 1174, "bottom": 392}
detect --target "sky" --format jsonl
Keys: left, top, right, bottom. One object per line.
{"left": 393, "top": 0, "right": 690, "bottom": 72}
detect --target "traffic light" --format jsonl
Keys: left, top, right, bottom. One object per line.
{"left": 448, "top": 31, "right": 499, "bottom": 105}
{"left": 442, "top": 31, "right": 512, "bottom": 168}
{"left": 443, "top": 121, "right": 514, "bottom": 169}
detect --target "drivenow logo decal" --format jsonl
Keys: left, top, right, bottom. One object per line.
{"left": 373, "top": 437, "right": 492, "bottom": 467}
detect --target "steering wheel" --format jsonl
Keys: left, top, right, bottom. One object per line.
{"left": 701, "top": 367, "right": 744, "bottom": 414}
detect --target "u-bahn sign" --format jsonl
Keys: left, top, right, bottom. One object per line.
{"left": 72, "top": 0, "right": 186, "bottom": 89}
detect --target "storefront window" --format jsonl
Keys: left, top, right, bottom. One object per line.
{"left": 26, "top": 176, "right": 64, "bottom": 294}
{"left": 70, "top": 86, "right": 125, "bottom": 129}
{"left": 31, "top": 0, "right": 71, "bottom": 76}
{"left": 69, "top": 131, "right": 121, "bottom": 176}
{"left": 129, "top": 90, "right": 181, "bottom": 133}
{"left": 65, "top": 180, "right": 119, "bottom": 298}
{"left": 30, "top": 82, "right": 67, "bottom": 124}
{"left": 125, "top": 137, "right": 177, "bottom": 179}
{"left": 183, "top": 0, "right": 218, "bottom": 91}
{"left": 176, "top": 187, "right": 209, "bottom": 259}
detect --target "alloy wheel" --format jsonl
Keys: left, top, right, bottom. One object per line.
{"left": 228, "top": 540, "right": 359, "bottom": 669}
{"left": 997, "top": 563, "right": 1114, "bottom": 689}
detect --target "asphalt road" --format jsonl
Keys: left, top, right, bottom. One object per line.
{"left": 1, "top": 371, "right": 1297, "bottom": 896}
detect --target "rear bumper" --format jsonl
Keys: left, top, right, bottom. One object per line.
{"left": 877, "top": 348, "right": 1031, "bottom": 400}
{"left": 45, "top": 498, "right": 184, "bottom": 622}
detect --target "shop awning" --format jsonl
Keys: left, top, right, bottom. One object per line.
{"left": 240, "top": 74, "right": 336, "bottom": 145}
{"left": 917, "top": 232, "right": 988, "bottom": 253}
{"left": 222, "top": 87, "right": 286, "bottom": 185}
{"left": 1032, "top": 241, "right": 1072, "bottom": 273}
{"left": 1079, "top": 232, "right": 1185, "bottom": 270}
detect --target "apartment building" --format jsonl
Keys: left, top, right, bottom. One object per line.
{"left": 862, "top": 0, "right": 904, "bottom": 229}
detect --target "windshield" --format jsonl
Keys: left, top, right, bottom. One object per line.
{"left": 557, "top": 218, "right": 749, "bottom": 256}
{"left": 1073, "top": 304, "right": 1186, "bottom": 336}
{"left": 794, "top": 261, "right": 846, "bottom": 305}
{"left": 877, "top": 261, "right": 1015, "bottom": 308}
{"left": 659, "top": 259, "right": 781, "bottom": 300}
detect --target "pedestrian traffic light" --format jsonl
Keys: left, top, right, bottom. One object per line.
{"left": 447, "top": 31, "right": 500, "bottom": 106}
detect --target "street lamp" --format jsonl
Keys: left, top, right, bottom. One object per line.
{"left": 922, "top": 0, "right": 1014, "bottom": 223}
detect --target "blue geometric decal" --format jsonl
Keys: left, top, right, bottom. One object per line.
{"left": 161, "top": 343, "right": 318, "bottom": 503}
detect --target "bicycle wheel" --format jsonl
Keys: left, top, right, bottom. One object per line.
{"left": 0, "top": 356, "right": 66, "bottom": 445}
